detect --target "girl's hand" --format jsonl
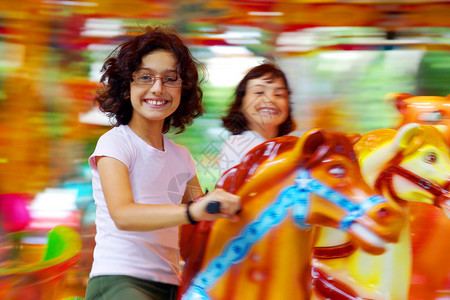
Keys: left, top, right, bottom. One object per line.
{"left": 189, "top": 189, "right": 241, "bottom": 222}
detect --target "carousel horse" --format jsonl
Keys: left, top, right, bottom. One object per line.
{"left": 179, "top": 129, "right": 405, "bottom": 300}
{"left": 386, "top": 93, "right": 450, "bottom": 142}
{"left": 311, "top": 123, "right": 450, "bottom": 300}
{"left": 386, "top": 93, "right": 450, "bottom": 299}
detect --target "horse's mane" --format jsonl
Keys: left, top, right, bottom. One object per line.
{"left": 217, "top": 132, "right": 359, "bottom": 194}
{"left": 304, "top": 132, "right": 358, "bottom": 170}
{"left": 217, "top": 136, "right": 299, "bottom": 194}
{"left": 354, "top": 129, "right": 397, "bottom": 159}
{"left": 401, "top": 125, "right": 448, "bottom": 155}
{"left": 355, "top": 125, "right": 447, "bottom": 159}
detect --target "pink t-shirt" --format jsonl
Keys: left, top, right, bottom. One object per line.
{"left": 88, "top": 125, "right": 196, "bottom": 285}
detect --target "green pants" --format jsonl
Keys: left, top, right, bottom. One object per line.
{"left": 85, "top": 275, "right": 178, "bottom": 300}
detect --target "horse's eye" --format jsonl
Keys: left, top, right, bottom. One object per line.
{"left": 424, "top": 152, "right": 437, "bottom": 164}
{"left": 329, "top": 165, "right": 346, "bottom": 178}
{"left": 418, "top": 111, "right": 443, "bottom": 124}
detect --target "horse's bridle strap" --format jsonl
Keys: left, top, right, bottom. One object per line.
{"left": 313, "top": 242, "right": 357, "bottom": 259}
{"left": 297, "top": 170, "right": 385, "bottom": 230}
{"left": 375, "top": 164, "right": 445, "bottom": 204}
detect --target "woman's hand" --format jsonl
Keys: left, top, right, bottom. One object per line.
{"left": 189, "top": 189, "right": 241, "bottom": 222}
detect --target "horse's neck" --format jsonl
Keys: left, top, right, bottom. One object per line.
{"left": 203, "top": 173, "right": 300, "bottom": 264}
{"left": 360, "top": 141, "right": 398, "bottom": 187}
{"left": 199, "top": 181, "right": 316, "bottom": 300}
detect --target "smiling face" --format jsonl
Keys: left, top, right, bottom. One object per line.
{"left": 241, "top": 74, "right": 290, "bottom": 137}
{"left": 129, "top": 49, "right": 182, "bottom": 128}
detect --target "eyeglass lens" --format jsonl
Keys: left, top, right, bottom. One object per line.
{"left": 133, "top": 73, "right": 181, "bottom": 87}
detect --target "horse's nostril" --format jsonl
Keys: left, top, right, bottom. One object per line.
{"left": 376, "top": 207, "right": 390, "bottom": 218}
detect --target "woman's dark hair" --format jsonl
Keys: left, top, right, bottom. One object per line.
{"left": 95, "top": 25, "right": 205, "bottom": 133}
{"left": 221, "top": 62, "right": 296, "bottom": 136}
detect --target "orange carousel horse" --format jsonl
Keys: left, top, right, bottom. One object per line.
{"left": 386, "top": 93, "right": 450, "bottom": 141}
{"left": 179, "top": 129, "right": 404, "bottom": 300}
{"left": 312, "top": 123, "right": 450, "bottom": 300}
{"left": 387, "top": 93, "right": 450, "bottom": 298}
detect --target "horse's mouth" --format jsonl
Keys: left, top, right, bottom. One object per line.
{"left": 349, "top": 223, "right": 387, "bottom": 254}
{"left": 441, "top": 199, "right": 450, "bottom": 219}
{"left": 435, "top": 190, "right": 450, "bottom": 219}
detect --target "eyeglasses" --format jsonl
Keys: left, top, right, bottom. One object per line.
{"left": 132, "top": 72, "right": 182, "bottom": 87}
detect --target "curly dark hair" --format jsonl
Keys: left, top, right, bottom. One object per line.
{"left": 95, "top": 26, "right": 205, "bottom": 134}
{"left": 221, "top": 62, "right": 296, "bottom": 136}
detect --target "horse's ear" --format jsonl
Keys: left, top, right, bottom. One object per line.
{"left": 295, "top": 128, "right": 326, "bottom": 162}
{"left": 346, "top": 133, "right": 361, "bottom": 145}
{"left": 384, "top": 93, "right": 413, "bottom": 115}
{"left": 393, "top": 123, "right": 422, "bottom": 154}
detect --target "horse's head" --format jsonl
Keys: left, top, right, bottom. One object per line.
{"left": 218, "top": 129, "right": 404, "bottom": 255}
{"left": 386, "top": 93, "right": 450, "bottom": 141}
{"left": 355, "top": 123, "right": 450, "bottom": 218}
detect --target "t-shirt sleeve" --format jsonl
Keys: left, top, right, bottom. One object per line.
{"left": 188, "top": 152, "right": 196, "bottom": 181}
{"left": 181, "top": 146, "right": 197, "bottom": 181}
{"left": 89, "top": 131, "right": 134, "bottom": 172}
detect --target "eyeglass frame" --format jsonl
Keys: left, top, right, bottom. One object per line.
{"left": 131, "top": 71, "right": 183, "bottom": 88}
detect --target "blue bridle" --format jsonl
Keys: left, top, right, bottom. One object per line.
{"left": 182, "top": 169, "right": 385, "bottom": 300}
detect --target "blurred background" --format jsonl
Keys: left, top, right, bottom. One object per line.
{"left": 0, "top": 0, "right": 449, "bottom": 299}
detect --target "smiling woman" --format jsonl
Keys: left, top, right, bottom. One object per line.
{"left": 218, "top": 62, "right": 296, "bottom": 174}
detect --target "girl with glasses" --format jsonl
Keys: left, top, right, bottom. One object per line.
{"left": 85, "top": 26, "right": 240, "bottom": 300}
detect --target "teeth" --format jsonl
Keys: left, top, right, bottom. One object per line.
{"left": 146, "top": 100, "right": 167, "bottom": 106}
{"left": 258, "top": 108, "right": 278, "bottom": 114}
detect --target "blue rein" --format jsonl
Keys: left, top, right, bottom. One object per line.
{"left": 182, "top": 170, "right": 385, "bottom": 300}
